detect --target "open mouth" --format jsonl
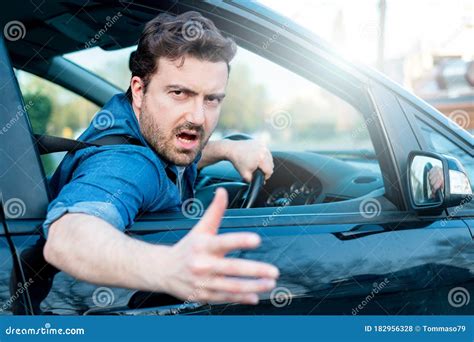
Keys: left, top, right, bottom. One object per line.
{"left": 175, "top": 130, "right": 200, "bottom": 149}
{"left": 176, "top": 131, "right": 198, "bottom": 142}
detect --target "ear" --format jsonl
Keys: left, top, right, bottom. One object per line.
{"left": 130, "top": 76, "right": 145, "bottom": 118}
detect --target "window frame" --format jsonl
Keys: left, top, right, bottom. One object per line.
{"left": 399, "top": 98, "right": 474, "bottom": 217}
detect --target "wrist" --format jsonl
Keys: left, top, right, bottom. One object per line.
{"left": 217, "top": 139, "right": 237, "bottom": 164}
{"left": 137, "top": 243, "right": 173, "bottom": 293}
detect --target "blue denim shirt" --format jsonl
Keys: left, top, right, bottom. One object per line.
{"left": 43, "top": 93, "right": 199, "bottom": 237}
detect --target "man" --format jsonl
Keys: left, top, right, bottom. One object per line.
{"left": 43, "top": 11, "right": 278, "bottom": 305}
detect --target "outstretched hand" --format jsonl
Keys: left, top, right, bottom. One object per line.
{"left": 164, "top": 188, "right": 279, "bottom": 304}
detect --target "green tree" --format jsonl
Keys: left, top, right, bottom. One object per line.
{"left": 218, "top": 63, "right": 268, "bottom": 133}
{"left": 23, "top": 92, "right": 52, "bottom": 134}
{"left": 23, "top": 92, "right": 56, "bottom": 174}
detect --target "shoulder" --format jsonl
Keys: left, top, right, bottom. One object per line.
{"left": 72, "top": 145, "right": 168, "bottom": 186}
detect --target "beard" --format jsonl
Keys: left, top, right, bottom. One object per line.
{"left": 138, "top": 107, "right": 210, "bottom": 166}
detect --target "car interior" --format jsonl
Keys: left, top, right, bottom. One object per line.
{"left": 1, "top": 1, "right": 397, "bottom": 223}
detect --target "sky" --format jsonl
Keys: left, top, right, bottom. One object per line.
{"left": 260, "top": 0, "right": 473, "bottom": 63}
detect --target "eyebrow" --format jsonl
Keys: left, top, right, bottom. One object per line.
{"left": 165, "top": 84, "right": 225, "bottom": 100}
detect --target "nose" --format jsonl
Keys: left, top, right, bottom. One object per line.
{"left": 185, "top": 98, "right": 205, "bottom": 126}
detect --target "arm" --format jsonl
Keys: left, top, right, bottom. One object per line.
{"left": 44, "top": 213, "right": 169, "bottom": 291}
{"left": 44, "top": 189, "right": 279, "bottom": 304}
{"left": 198, "top": 139, "right": 274, "bottom": 182}
{"left": 428, "top": 165, "right": 444, "bottom": 199}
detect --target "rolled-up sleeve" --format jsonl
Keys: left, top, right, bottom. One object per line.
{"left": 42, "top": 147, "right": 167, "bottom": 238}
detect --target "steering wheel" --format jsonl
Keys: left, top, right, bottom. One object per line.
{"left": 194, "top": 134, "right": 265, "bottom": 209}
{"left": 240, "top": 168, "right": 265, "bottom": 208}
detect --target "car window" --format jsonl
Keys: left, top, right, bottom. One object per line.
{"left": 219, "top": 48, "right": 377, "bottom": 154}
{"left": 416, "top": 117, "right": 474, "bottom": 191}
{"left": 66, "top": 45, "right": 382, "bottom": 184}
{"left": 67, "top": 46, "right": 377, "bottom": 157}
{"left": 65, "top": 47, "right": 133, "bottom": 90}
{"left": 16, "top": 70, "right": 100, "bottom": 176}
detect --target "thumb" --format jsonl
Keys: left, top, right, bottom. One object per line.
{"left": 191, "top": 188, "right": 228, "bottom": 235}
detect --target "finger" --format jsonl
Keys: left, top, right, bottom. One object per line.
{"left": 242, "top": 170, "right": 253, "bottom": 183}
{"left": 191, "top": 188, "right": 228, "bottom": 235}
{"left": 214, "top": 258, "right": 280, "bottom": 279}
{"left": 196, "top": 289, "right": 259, "bottom": 305}
{"left": 205, "top": 276, "right": 276, "bottom": 294}
{"left": 259, "top": 162, "right": 273, "bottom": 181}
{"left": 208, "top": 233, "right": 261, "bottom": 255}
{"left": 259, "top": 152, "right": 274, "bottom": 181}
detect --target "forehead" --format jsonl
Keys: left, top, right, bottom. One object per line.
{"left": 153, "top": 56, "right": 228, "bottom": 93}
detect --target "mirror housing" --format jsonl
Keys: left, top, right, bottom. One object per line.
{"left": 408, "top": 151, "right": 472, "bottom": 211}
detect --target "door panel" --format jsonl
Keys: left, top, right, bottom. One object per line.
{"left": 11, "top": 213, "right": 473, "bottom": 315}
{"left": 120, "top": 214, "right": 473, "bottom": 315}
{"left": 202, "top": 217, "right": 474, "bottom": 315}
{"left": 0, "top": 234, "right": 28, "bottom": 315}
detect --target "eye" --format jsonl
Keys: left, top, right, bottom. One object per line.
{"left": 206, "top": 97, "right": 221, "bottom": 106}
{"left": 170, "top": 90, "right": 186, "bottom": 99}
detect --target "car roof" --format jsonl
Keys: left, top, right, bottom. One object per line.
{"left": 2, "top": 0, "right": 180, "bottom": 66}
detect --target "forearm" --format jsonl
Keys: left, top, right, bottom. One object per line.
{"left": 43, "top": 213, "right": 170, "bottom": 292}
{"left": 198, "top": 139, "right": 234, "bottom": 169}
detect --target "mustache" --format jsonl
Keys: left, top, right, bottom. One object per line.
{"left": 173, "top": 122, "right": 204, "bottom": 137}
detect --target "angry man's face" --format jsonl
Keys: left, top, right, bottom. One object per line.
{"left": 131, "top": 55, "right": 228, "bottom": 166}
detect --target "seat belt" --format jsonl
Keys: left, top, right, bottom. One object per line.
{"left": 34, "top": 134, "right": 142, "bottom": 155}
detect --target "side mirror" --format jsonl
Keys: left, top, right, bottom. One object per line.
{"left": 408, "top": 151, "right": 472, "bottom": 211}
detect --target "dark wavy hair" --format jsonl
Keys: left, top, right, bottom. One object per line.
{"left": 126, "top": 11, "right": 237, "bottom": 101}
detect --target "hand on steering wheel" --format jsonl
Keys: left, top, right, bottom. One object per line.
{"left": 240, "top": 168, "right": 265, "bottom": 208}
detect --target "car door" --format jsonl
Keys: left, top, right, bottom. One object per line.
{"left": 92, "top": 40, "right": 473, "bottom": 316}
{"left": 117, "top": 82, "right": 472, "bottom": 316}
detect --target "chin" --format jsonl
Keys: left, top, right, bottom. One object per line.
{"left": 167, "top": 151, "right": 199, "bottom": 166}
